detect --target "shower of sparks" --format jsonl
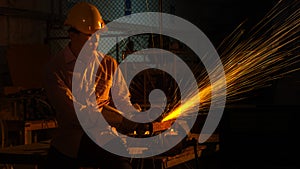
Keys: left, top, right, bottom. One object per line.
{"left": 56, "top": 1, "right": 299, "bottom": 129}
{"left": 161, "top": 0, "right": 300, "bottom": 122}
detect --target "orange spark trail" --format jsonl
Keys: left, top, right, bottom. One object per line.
{"left": 162, "top": 0, "right": 300, "bottom": 122}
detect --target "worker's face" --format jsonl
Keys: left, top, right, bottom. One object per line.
{"left": 85, "top": 32, "right": 100, "bottom": 51}
{"left": 70, "top": 30, "right": 100, "bottom": 52}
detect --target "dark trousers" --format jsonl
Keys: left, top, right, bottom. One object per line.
{"left": 43, "top": 133, "right": 132, "bottom": 169}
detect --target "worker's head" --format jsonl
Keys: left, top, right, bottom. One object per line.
{"left": 64, "top": 2, "right": 106, "bottom": 54}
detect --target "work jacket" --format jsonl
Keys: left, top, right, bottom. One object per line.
{"left": 43, "top": 45, "right": 135, "bottom": 158}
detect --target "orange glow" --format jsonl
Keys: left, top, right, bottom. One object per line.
{"left": 162, "top": 0, "right": 299, "bottom": 122}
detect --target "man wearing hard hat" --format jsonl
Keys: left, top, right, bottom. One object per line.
{"left": 43, "top": 2, "right": 135, "bottom": 169}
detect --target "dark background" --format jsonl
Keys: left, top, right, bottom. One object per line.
{"left": 0, "top": 0, "right": 299, "bottom": 168}
{"left": 174, "top": 0, "right": 300, "bottom": 168}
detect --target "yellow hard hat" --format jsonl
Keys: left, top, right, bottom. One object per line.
{"left": 64, "top": 2, "right": 106, "bottom": 35}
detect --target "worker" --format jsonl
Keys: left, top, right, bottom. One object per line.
{"left": 43, "top": 2, "right": 139, "bottom": 169}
